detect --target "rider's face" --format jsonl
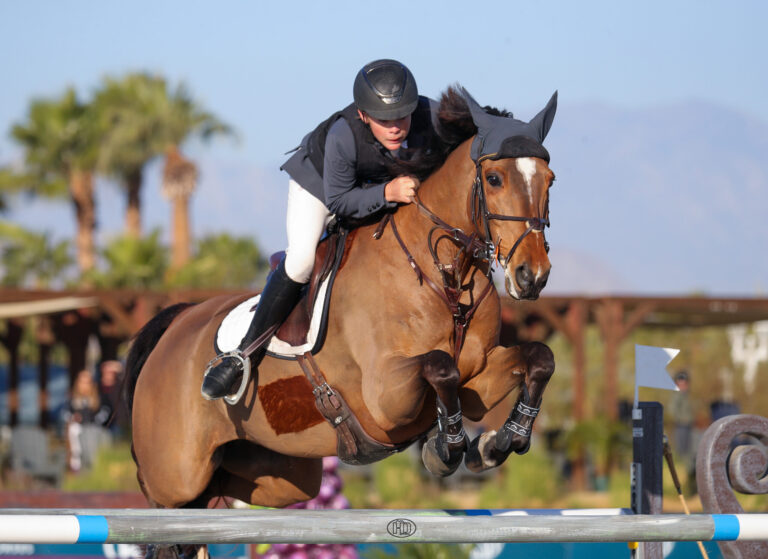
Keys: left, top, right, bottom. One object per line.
{"left": 358, "top": 110, "right": 412, "bottom": 151}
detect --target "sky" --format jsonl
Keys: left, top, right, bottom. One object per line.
{"left": 1, "top": 0, "right": 767, "bottom": 295}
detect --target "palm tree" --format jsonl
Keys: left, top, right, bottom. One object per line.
{"left": 10, "top": 88, "right": 100, "bottom": 273}
{"left": 94, "top": 73, "right": 167, "bottom": 239}
{"left": 168, "top": 233, "right": 268, "bottom": 289}
{"left": 0, "top": 221, "right": 73, "bottom": 287}
{"left": 88, "top": 229, "right": 168, "bottom": 289}
{"left": 162, "top": 146, "right": 198, "bottom": 271}
{"left": 95, "top": 73, "right": 233, "bottom": 247}
{"left": 159, "top": 83, "right": 233, "bottom": 271}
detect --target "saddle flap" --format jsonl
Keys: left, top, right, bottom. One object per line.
{"left": 274, "top": 230, "right": 343, "bottom": 347}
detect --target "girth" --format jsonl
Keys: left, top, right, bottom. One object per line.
{"left": 295, "top": 352, "right": 417, "bottom": 465}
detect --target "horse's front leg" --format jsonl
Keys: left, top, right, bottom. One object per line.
{"left": 419, "top": 350, "right": 468, "bottom": 477}
{"left": 461, "top": 342, "right": 554, "bottom": 473}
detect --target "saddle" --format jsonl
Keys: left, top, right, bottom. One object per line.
{"left": 270, "top": 226, "right": 348, "bottom": 353}
{"left": 214, "top": 227, "right": 349, "bottom": 358}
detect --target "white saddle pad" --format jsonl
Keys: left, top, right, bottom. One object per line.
{"left": 216, "top": 275, "right": 331, "bottom": 358}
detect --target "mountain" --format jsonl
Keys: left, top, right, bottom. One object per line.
{"left": 542, "top": 100, "right": 768, "bottom": 296}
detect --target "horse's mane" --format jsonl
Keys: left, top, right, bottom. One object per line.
{"left": 388, "top": 85, "right": 512, "bottom": 180}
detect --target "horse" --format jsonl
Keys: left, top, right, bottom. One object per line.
{"left": 124, "top": 85, "right": 558, "bottom": 543}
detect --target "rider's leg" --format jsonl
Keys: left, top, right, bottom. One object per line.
{"left": 201, "top": 180, "right": 331, "bottom": 400}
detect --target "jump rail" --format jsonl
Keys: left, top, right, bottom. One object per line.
{"left": 0, "top": 509, "right": 767, "bottom": 545}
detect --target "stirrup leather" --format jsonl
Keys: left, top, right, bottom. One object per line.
{"left": 202, "top": 350, "right": 251, "bottom": 405}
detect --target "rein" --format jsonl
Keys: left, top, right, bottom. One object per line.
{"left": 376, "top": 210, "right": 494, "bottom": 365}
{"left": 373, "top": 155, "right": 550, "bottom": 364}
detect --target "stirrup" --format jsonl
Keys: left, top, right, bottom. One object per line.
{"left": 202, "top": 350, "right": 251, "bottom": 405}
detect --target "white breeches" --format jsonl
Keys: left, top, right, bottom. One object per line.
{"left": 285, "top": 179, "right": 334, "bottom": 284}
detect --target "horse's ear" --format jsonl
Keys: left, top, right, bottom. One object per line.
{"left": 529, "top": 91, "right": 558, "bottom": 142}
{"left": 460, "top": 87, "right": 495, "bottom": 130}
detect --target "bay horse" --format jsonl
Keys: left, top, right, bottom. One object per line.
{"left": 125, "top": 86, "right": 558, "bottom": 523}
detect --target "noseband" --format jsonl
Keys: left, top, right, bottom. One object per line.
{"left": 470, "top": 155, "right": 550, "bottom": 268}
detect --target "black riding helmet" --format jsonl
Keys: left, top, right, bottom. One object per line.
{"left": 353, "top": 59, "right": 418, "bottom": 121}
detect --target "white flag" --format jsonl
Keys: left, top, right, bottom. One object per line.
{"left": 634, "top": 344, "right": 679, "bottom": 407}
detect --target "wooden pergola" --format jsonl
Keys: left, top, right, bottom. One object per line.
{"left": 502, "top": 295, "right": 768, "bottom": 424}
{"left": 2, "top": 288, "right": 768, "bottom": 429}
{"left": 0, "top": 288, "right": 247, "bottom": 426}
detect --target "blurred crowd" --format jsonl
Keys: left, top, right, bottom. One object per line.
{"left": 61, "top": 360, "right": 125, "bottom": 472}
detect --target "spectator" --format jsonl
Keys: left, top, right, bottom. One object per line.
{"left": 62, "top": 369, "right": 112, "bottom": 472}
{"left": 99, "top": 360, "right": 126, "bottom": 437}
{"left": 669, "top": 370, "right": 694, "bottom": 471}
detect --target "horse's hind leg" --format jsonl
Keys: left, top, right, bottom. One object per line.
{"left": 462, "top": 342, "right": 554, "bottom": 472}
{"left": 420, "top": 350, "right": 468, "bottom": 477}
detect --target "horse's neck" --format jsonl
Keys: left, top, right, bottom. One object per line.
{"left": 407, "top": 139, "right": 477, "bottom": 236}
{"left": 390, "top": 139, "right": 482, "bottom": 279}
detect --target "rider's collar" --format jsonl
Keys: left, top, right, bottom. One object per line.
{"left": 460, "top": 87, "right": 558, "bottom": 164}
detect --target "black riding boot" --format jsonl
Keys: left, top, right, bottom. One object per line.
{"left": 201, "top": 259, "right": 304, "bottom": 400}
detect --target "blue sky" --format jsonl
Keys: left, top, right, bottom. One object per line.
{"left": 1, "top": 1, "right": 767, "bottom": 294}
{"left": 3, "top": 1, "right": 766, "bottom": 163}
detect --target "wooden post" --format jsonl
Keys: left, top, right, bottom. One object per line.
{"left": 52, "top": 311, "right": 94, "bottom": 388}
{"left": 35, "top": 316, "right": 55, "bottom": 429}
{"left": 0, "top": 319, "right": 24, "bottom": 427}
{"left": 536, "top": 300, "right": 589, "bottom": 489}
{"left": 596, "top": 300, "right": 655, "bottom": 420}
{"left": 37, "top": 343, "right": 51, "bottom": 429}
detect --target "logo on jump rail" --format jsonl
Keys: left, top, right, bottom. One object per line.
{"left": 386, "top": 518, "right": 417, "bottom": 538}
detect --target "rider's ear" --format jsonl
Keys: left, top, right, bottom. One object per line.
{"left": 357, "top": 110, "right": 368, "bottom": 124}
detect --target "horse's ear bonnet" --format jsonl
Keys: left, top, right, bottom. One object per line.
{"left": 461, "top": 87, "right": 557, "bottom": 163}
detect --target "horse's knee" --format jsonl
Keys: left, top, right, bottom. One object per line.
{"left": 421, "top": 350, "right": 460, "bottom": 387}
{"left": 523, "top": 342, "right": 555, "bottom": 381}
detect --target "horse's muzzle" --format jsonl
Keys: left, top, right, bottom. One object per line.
{"left": 507, "top": 262, "right": 549, "bottom": 300}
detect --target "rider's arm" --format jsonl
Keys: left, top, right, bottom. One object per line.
{"left": 323, "top": 119, "right": 397, "bottom": 219}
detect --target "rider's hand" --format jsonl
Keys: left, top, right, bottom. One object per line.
{"left": 385, "top": 176, "right": 420, "bottom": 204}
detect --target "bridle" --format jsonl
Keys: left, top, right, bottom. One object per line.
{"left": 375, "top": 153, "right": 551, "bottom": 363}
{"left": 470, "top": 154, "right": 550, "bottom": 268}
{"left": 406, "top": 153, "right": 551, "bottom": 270}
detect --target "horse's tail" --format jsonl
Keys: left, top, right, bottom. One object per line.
{"left": 122, "top": 302, "right": 195, "bottom": 420}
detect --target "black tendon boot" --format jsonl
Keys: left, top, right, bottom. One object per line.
{"left": 201, "top": 259, "right": 304, "bottom": 400}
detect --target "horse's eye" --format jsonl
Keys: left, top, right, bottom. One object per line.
{"left": 485, "top": 173, "right": 502, "bottom": 188}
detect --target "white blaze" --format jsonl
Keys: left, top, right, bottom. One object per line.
{"left": 512, "top": 157, "right": 546, "bottom": 282}
{"left": 515, "top": 157, "right": 537, "bottom": 192}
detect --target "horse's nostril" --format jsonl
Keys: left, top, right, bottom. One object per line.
{"left": 515, "top": 264, "right": 534, "bottom": 291}
{"left": 538, "top": 269, "right": 550, "bottom": 289}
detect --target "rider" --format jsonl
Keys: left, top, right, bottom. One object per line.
{"left": 201, "top": 58, "right": 443, "bottom": 400}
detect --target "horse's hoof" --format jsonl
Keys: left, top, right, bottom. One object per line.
{"left": 514, "top": 439, "right": 531, "bottom": 455}
{"left": 421, "top": 437, "right": 463, "bottom": 477}
{"left": 495, "top": 427, "right": 531, "bottom": 455}
{"left": 465, "top": 430, "right": 505, "bottom": 473}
